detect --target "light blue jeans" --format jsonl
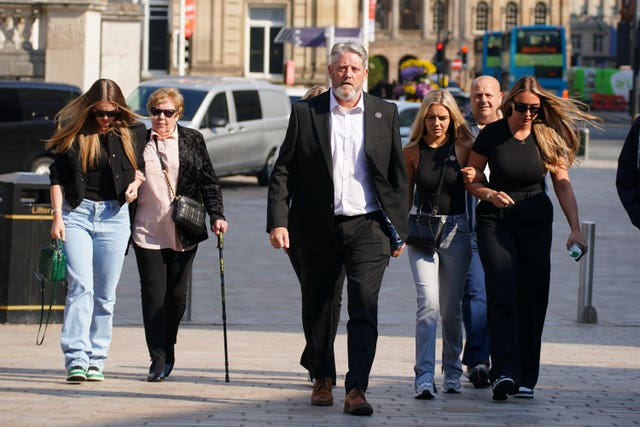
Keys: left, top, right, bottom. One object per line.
{"left": 408, "top": 213, "right": 471, "bottom": 392}
{"left": 60, "top": 199, "right": 130, "bottom": 370}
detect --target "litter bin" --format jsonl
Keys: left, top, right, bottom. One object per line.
{"left": 0, "top": 172, "right": 66, "bottom": 323}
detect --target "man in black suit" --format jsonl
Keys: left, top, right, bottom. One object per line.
{"left": 267, "top": 41, "right": 409, "bottom": 416}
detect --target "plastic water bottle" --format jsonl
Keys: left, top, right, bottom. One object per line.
{"left": 568, "top": 243, "right": 584, "bottom": 262}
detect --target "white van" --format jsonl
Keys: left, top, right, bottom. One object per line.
{"left": 127, "top": 76, "right": 291, "bottom": 185}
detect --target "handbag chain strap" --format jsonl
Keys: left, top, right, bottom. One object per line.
{"left": 153, "top": 136, "right": 177, "bottom": 202}
{"left": 418, "top": 137, "right": 457, "bottom": 217}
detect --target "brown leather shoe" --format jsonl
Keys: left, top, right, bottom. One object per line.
{"left": 343, "top": 387, "right": 373, "bottom": 416}
{"left": 310, "top": 377, "right": 333, "bottom": 406}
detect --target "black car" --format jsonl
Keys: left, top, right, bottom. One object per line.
{"left": 0, "top": 80, "right": 81, "bottom": 175}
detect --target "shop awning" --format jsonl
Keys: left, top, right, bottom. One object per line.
{"left": 274, "top": 27, "right": 362, "bottom": 47}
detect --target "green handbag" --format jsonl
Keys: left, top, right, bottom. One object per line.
{"left": 35, "top": 239, "right": 66, "bottom": 345}
{"left": 37, "top": 239, "right": 66, "bottom": 283}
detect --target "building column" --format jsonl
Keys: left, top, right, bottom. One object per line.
{"left": 391, "top": 0, "right": 399, "bottom": 38}
{"left": 43, "top": 2, "right": 105, "bottom": 91}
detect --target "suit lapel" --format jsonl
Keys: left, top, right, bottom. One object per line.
{"left": 363, "top": 93, "right": 382, "bottom": 167}
{"left": 310, "top": 92, "right": 333, "bottom": 178}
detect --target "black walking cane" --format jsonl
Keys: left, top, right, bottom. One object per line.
{"left": 217, "top": 233, "right": 230, "bottom": 382}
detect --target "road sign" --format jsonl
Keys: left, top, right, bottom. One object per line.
{"left": 451, "top": 58, "right": 463, "bottom": 71}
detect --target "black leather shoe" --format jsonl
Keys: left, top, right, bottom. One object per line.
{"left": 164, "top": 346, "right": 175, "bottom": 377}
{"left": 147, "top": 359, "right": 166, "bottom": 382}
{"left": 163, "top": 361, "right": 174, "bottom": 378}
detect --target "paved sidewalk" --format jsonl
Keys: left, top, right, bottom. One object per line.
{"left": 1, "top": 134, "right": 639, "bottom": 426}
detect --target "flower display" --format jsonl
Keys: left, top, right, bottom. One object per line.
{"left": 395, "top": 58, "right": 438, "bottom": 101}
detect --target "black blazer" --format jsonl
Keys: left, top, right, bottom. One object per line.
{"left": 267, "top": 91, "right": 409, "bottom": 249}
{"left": 49, "top": 121, "right": 147, "bottom": 208}
{"left": 133, "top": 125, "right": 225, "bottom": 247}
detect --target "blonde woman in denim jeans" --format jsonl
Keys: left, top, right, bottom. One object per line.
{"left": 47, "top": 79, "right": 147, "bottom": 382}
{"left": 403, "top": 90, "right": 473, "bottom": 399}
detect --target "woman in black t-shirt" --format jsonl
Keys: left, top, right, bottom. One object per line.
{"left": 463, "top": 76, "right": 600, "bottom": 401}
{"left": 403, "top": 89, "right": 474, "bottom": 399}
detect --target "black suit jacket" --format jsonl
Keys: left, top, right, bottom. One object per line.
{"left": 267, "top": 91, "right": 409, "bottom": 249}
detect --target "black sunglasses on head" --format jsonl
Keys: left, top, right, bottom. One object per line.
{"left": 92, "top": 110, "right": 118, "bottom": 118}
{"left": 513, "top": 102, "right": 541, "bottom": 115}
{"left": 150, "top": 108, "right": 177, "bottom": 118}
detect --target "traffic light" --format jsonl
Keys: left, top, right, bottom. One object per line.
{"left": 185, "top": 37, "right": 191, "bottom": 68}
{"left": 460, "top": 45, "right": 468, "bottom": 66}
{"left": 436, "top": 42, "right": 445, "bottom": 64}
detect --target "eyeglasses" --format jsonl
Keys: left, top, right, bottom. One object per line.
{"left": 513, "top": 102, "right": 541, "bottom": 115}
{"left": 92, "top": 110, "right": 118, "bottom": 118}
{"left": 150, "top": 108, "right": 177, "bottom": 118}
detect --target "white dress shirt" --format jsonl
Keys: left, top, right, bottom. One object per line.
{"left": 329, "top": 89, "right": 377, "bottom": 216}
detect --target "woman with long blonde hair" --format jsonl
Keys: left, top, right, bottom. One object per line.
{"left": 404, "top": 89, "right": 474, "bottom": 399}
{"left": 463, "top": 75, "right": 601, "bottom": 400}
{"left": 47, "top": 78, "right": 147, "bottom": 383}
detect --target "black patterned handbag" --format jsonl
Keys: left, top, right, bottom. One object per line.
{"left": 154, "top": 137, "right": 207, "bottom": 237}
{"left": 405, "top": 139, "right": 455, "bottom": 253}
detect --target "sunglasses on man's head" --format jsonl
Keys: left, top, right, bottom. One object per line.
{"left": 92, "top": 110, "right": 118, "bottom": 118}
{"left": 513, "top": 102, "right": 541, "bottom": 115}
{"left": 150, "top": 108, "right": 177, "bottom": 118}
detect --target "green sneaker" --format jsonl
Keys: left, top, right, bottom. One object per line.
{"left": 67, "top": 366, "right": 86, "bottom": 382}
{"left": 86, "top": 365, "right": 104, "bottom": 382}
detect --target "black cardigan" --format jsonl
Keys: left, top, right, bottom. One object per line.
{"left": 49, "top": 121, "right": 147, "bottom": 208}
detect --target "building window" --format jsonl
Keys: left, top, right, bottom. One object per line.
{"left": 571, "top": 34, "right": 581, "bottom": 51}
{"left": 433, "top": 0, "right": 446, "bottom": 33}
{"left": 400, "top": 0, "right": 421, "bottom": 30}
{"left": 476, "top": 2, "right": 489, "bottom": 32}
{"left": 505, "top": 2, "right": 518, "bottom": 31}
{"left": 247, "top": 8, "right": 284, "bottom": 78}
{"left": 593, "top": 34, "right": 604, "bottom": 52}
{"left": 376, "top": 0, "right": 390, "bottom": 31}
{"left": 534, "top": 3, "right": 547, "bottom": 25}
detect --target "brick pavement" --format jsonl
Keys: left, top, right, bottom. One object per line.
{"left": 1, "top": 131, "right": 639, "bottom": 426}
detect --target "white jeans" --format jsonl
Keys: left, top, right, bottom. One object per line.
{"left": 408, "top": 213, "right": 471, "bottom": 392}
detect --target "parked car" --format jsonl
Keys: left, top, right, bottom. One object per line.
{"left": 389, "top": 90, "right": 471, "bottom": 145}
{"left": 127, "top": 76, "right": 291, "bottom": 185}
{"left": 0, "top": 80, "right": 81, "bottom": 175}
{"left": 389, "top": 100, "right": 420, "bottom": 146}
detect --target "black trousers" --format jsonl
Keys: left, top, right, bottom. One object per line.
{"left": 476, "top": 193, "right": 553, "bottom": 389}
{"left": 289, "top": 247, "right": 341, "bottom": 384}
{"left": 133, "top": 243, "right": 198, "bottom": 362}
{"left": 298, "top": 212, "right": 390, "bottom": 393}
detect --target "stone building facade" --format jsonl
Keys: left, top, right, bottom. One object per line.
{"left": 0, "top": 0, "right": 143, "bottom": 94}
{"left": 1, "top": 1, "right": 625, "bottom": 94}
{"left": 174, "top": 0, "right": 570, "bottom": 90}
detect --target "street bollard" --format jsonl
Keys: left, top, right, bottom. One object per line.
{"left": 577, "top": 221, "right": 597, "bottom": 323}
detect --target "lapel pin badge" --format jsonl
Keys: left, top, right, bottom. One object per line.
{"left": 375, "top": 112, "right": 382, "bottom": 118}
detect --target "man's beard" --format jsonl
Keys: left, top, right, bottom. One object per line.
{"left": 334, "top": 84, "right": 360, "bottom": 102}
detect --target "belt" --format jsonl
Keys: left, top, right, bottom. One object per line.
{"left": 334, "top": 211, "right": 380, "bottom": 223}
{"left": 506, "top": 189, "right": 544, "bottom": 203}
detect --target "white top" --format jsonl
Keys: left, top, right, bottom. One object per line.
{"left": 329, "top": 89, "right": 377, "bottom": 216}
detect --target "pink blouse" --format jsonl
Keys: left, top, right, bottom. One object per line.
{"left": 132, "top": 128, "right": 189, "bottom": 251}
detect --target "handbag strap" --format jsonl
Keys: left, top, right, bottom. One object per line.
{"left": 419, "top": 137, "right": 457, "bottom": 216}
{"left": 153, "top": 136, "right": 177, "bottom": 201}
{"left": 35, "top": 272, "right": 58, "bottom": 346}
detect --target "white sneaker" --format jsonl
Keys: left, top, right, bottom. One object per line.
{"left": 415, "top": 382, "right": 437, "bottom": 400}
{"left": 513, "top": 386, "right": 534, "bottom": 398}
{"left": 443, "top": 376, "right": 462, "bottom": 393}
